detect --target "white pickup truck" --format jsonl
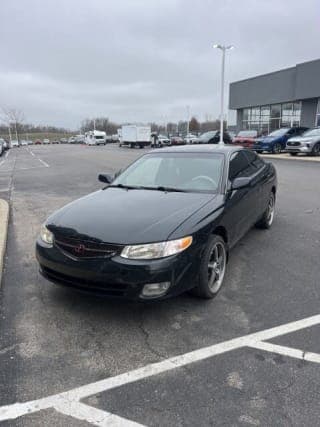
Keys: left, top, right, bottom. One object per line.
{"left": 119, "top": 125, "right": 151, "bottom": 148}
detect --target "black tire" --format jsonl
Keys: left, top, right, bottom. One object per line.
{"left": 130, "top": 143, "right": 135, "bottom": 149}
{"left": 256, "top": 192, "right": 275, "bottom": 229}
{"left": 139, "top": 145, "right": 143, "bottom": 149}
{"left": 311, "top": 142, "right": 320, "bottom": 156}
{"left": 192, "top": 235, "right": 227, "bottom": 299}
{"left": 272, "top": 143, "right": 282, "bottom": 154}
{"left": 289, "top": 152, "right": 297, "bottom": 156}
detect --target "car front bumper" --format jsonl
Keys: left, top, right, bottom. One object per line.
{"left": 36, "top": 238, "right": 200, "bottom": 300}
{"left": 286, "top": 145, "right": 311, "bottom": 153}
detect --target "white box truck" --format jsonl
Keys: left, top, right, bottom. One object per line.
{"left": 119, "top": 125, "right": 151, "bottom": 148}
{"left": 85, "top": 130, "right": 106, "bottom": 146}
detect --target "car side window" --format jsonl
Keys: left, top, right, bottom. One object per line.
{"left": 244, "top": 150, "right": 265, "bottom": 170}
{"left": 228, "top": 151, "right": 256, "bottom": 181}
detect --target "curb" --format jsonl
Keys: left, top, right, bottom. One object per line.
{"left": 0, "top": 199, "right": 9, "bottom": 288}
{"left": 261, "top": 154, "right": 320, "bottom": 163}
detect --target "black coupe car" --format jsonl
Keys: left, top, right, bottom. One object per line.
{"left": 36, "top": 146, "right": 277, "bottom": 300}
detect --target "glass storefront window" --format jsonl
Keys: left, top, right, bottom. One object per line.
{"left": 241, "top": 101, "right": 301, "bottom": 134}
{"left": 281, "top": 103, "right": 293, "bottom": 117}
{"left": 270, "top": 118, "right": 280, "bottom": 131}
{"left": 270, "top": 104, "right": 281, "bottom": 118}
{"left": 243, "top": 108, "right": 250, "bottom": 121}
{"left": 293, "top": 102, "right": 301, "bottom": 114}
{"left": 316, "top": 99, "right": 320, "bottom": 127}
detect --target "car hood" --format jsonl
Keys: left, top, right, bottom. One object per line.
{"left": 255, "top": 136, "right": 278, "bottom": 144}
{"left": 288, "top": 136, "right": 318, "bottom": 142}
{"left": 46, "top": 188, "right": 217, "bottom": 244}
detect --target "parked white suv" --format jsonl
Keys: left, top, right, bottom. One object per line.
{"left": 286, "top": 128, "right": 320, "bottom": 156}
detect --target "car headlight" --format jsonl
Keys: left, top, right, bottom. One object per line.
{"left": 121, "top": 236, "right": 193, "bottom": 260}
{"left": 40, "top": 224, "right": 54, "bottom": 245}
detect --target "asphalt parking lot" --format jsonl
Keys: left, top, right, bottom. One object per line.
{"left": 0, "top": 144, "right": 319, "bottom": 426}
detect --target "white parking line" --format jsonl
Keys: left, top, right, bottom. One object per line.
{"left": 38, "top": 158, "right": 50, "bottom": 167}
{"left": 0, "top": 314, "right": 319, "bottom": 425}
{"left": 249, "top": 341, "right": 320, "bottom": 364}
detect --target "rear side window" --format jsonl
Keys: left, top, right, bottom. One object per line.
{"left": 228, "top": 151, "right": 256, "bottom": 180}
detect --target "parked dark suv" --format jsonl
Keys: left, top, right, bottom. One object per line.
{"left": 198, "top": 130, "right": 232, "bottom": 144}
{"left": 253, "top": 127, "right": 308, "bottom": 154}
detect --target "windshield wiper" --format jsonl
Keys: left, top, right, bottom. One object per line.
{"left": 109, "top": 184, "right": 187, "bottom": 192}
{"left": 108, "top": 184, "right": 141, "bottom": 190}
{"left": 148, "top": 186, "right": 188, "bottom": 193}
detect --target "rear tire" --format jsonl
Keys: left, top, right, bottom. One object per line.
{"left": 192, "top": 235, "right": 227, "bottom": 299}
{"left": 289, "top": 152, "right": 297, "bottom": 156}
{"left": 256, "top": 192, "right": 275, "bottom": 229}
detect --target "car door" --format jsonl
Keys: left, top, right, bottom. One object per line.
{"left": 223, "top": 151, "right": 260, "bottom": 247}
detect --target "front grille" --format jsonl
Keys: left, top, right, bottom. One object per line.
{"left": 41, "top": 266, "right": 128, "bottom": 296}
{"left": 287, "top": 141, "right": 300, "bottom": 147}
{"left": 53, "top": 234, "right": 123, "bottom": 259}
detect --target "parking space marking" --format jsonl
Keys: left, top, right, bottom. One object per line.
{"left": 38, "top": 157, "right": 50, "bottom": 167}
{"left": 249, "top": 341, "right": 320, "bottom": 364}
{"left": 54, "top": 400, "right": 144, "bottom": 426}
{"left": 0, "top": 314, "right": 319, "bottom": 425}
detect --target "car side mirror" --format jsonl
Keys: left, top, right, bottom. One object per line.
{"left": 231, "top": 176, "right": 251, "bottom": 190}
{"left": 98, "top": 174, "right": 113, "bottom": 184}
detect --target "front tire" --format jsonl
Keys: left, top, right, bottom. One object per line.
{"left": 311, "top": 143, "right": 320, "bottom": 156}
{"left": 192, "top": 235, "right": 227, "bottom": 299}
{"left": 289, "top": 152, "right": 297, "bottom": 156}
{"left": 272, "top": 143, "right": 282, "bottom": 154}
{"left": 256, "top": 192, "right": 275, "bottom": 229}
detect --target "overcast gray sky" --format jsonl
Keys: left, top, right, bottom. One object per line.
{"left": 0, "top": 0, "right": 319, "bottom": 129}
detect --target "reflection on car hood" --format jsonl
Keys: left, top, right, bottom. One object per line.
{"left": 255, "top": 136, "right": 277, "bottom": 143}
{"left": 288, "top": 136, "right": 318, "bottom": 142}
{"left": 47, "top": 188, "right": 217, "bottom": 244}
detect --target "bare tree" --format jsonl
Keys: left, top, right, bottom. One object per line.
{"left": 1, "top": 107, "right": 25, "bottom": 141}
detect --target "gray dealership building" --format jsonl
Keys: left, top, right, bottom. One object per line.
{"left": 229, "top": 58, "right": 320, "bottom": 134}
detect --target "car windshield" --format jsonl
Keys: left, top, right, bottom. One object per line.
{"left": 199, "top": 131, "right": 218, "bottom": 141}
{"left": 301, "top": 128, "right": 320, "bottom": 137}
{"left": 268, "top": 128, "right": 289, "bottom": 137}
{"left": 112, "top": 152, "right": 224, "bottom": 193}
{"left": 237, "top": 131, "right": 257, "bottom": 137}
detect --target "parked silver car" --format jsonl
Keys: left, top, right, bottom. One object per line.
{"left": 286, "top": 128, "right": 320, "bottom": 156}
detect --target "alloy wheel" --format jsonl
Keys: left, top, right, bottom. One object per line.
{"left": 207, "top": 242, "right": 226, "bottom": 293}
{"left": 267, "top": 194, "right": 275, "bottom": 226}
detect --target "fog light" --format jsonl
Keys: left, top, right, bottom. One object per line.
{"left": 141, "top": 282, "right": 170, "bottom": 298}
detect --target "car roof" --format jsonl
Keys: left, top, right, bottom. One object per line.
{"left": 152, "top": 144, "right": 242, "bottom": 155}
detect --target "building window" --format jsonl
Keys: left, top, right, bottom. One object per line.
{"left": 316, "top": 99, "right": 320, "bottom": 127}
{"left": 242, "top": 102, "right": 301, "bottom": 134}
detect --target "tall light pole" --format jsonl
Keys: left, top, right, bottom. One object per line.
{"left": 186, "top": 105, "right": 190, "bottom": 136}
{"left": 214, "top": 44, "right": 234, "bottom": 144}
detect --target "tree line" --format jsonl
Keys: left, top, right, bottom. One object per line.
{"left": 0, "top": 107, "right": 226, "bottom": 141}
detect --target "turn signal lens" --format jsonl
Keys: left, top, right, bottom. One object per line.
{"left": 121, "top": 236, "right": 193, "bottom": 260}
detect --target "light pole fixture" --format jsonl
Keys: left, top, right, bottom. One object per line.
{"left": 214, "top": 44, "right": 234, "bottom": 144}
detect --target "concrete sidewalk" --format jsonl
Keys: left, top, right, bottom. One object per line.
{"left": 0, "top": 199, "right": 9, "bottom": 288}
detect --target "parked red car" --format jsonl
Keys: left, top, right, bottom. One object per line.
{"left": 170, "top": 136, "right": 185, "bottom": 145}
{"left": 232, "top": 130, "right": 259, "bottom": 148}
{"left": 34, "top": 140, "right": 42, "bottom": 145}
